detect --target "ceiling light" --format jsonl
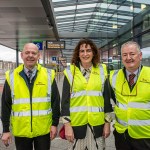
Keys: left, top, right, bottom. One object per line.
{"left": 130, "top": 6, "right": 134, "bottom": 10}
{"left": 112, "top": 24, "right": 117, "bottom": 29}
{"left": 141, "top": 4, "right": 146, "bottom": 10}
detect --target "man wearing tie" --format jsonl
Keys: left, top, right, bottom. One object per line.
{"left": 1, "top": 43, "right": 60, "bottom": 150}
{"left": 109, "top": 41, "right": 150, "bottom": 150}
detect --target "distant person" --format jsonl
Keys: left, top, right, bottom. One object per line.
{"left": 61, "top": 38, "right": 112, "bottom": 150}
{"left": 1, "top": 43, "right": 60, "bottom": 150}
{"left": 109, "top": 41, "right": 150, "bottom": 150}
{"left": 108, "top": 64, "right": 114, "bottom": 71}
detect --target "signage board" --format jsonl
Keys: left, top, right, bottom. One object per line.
{"left": 33, "top": 41, "right": 43, "bottom": 50}
{"left": 46, "top": 41, "right": 65, "bottom": 49}
{"left": 52, "top": 56, "right": 57, "bottom": 61}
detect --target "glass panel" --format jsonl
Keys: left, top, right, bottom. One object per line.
{"left": 54, "top": 6, "right": 75, "bottom": 12}
{"left": 141, "top": 32, "right": 150, "bottom": 67}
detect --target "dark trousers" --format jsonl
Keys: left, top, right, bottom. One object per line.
{"left": 15, "top": 133, "right": 50, "bottom": 150}
{"left": 113, "top": 129, "right": 150, "bottom": 150}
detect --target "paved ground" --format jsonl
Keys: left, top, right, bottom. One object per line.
{"left": 0, "top": 121, "right": 116, "bottom": 150}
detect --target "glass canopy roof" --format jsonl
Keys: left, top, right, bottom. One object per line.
{"left": 51, "top": 0, "right": 150, "bottom": 61}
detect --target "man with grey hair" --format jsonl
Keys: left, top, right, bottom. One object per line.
{"left": 1, "top": 43, "right": 60, "bottom": 150}
{"left": 109, "top": 41, "right": 150, "bottom": 150}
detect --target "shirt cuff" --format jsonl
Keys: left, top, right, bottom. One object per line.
{"left": 105, "top": 112, "right": 112, "bottom": 123}
{"left": 62, "top": 116, "right": 71, "bottom": 124}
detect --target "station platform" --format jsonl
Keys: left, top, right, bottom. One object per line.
{"left": 0, "top": 122, "right": 116, "bottom": 150}
{"left": 0, "top": 72, "right": 116, "bottom": 150}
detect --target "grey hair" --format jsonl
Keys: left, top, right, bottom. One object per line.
{"left": 23, "top": 43, "right": 39, "bottom": 51}
{"left": 121, "top": 41, "right": 141, "bottom": 53}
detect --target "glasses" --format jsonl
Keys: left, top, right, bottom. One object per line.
{"left": 121, "top": 80, "right": 137, "bottom": 96}
{"left": 79, "top": 49, "right": 92, "bottom": 53}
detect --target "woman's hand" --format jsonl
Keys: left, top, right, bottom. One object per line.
{"left": 64, "top": 122, "right": 74, "bottom": 142}
{"left": 102, "top": 122, "right": 110, "bottom": 138}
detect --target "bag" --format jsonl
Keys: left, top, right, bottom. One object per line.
{"left": 59, "top": 125, "right": 66, "bottom": 140}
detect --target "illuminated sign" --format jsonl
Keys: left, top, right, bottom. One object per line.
{"left": 52, "top": 56, "right": 57, "bottom": 61}
{"left": 46, "top": 41, "right": 65, "bottom": 49}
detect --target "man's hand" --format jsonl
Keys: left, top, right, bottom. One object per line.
{"left": 50, "top": 126, "right": 57, "bottom": 140}
{"left": 1, "top": 132, "right": 12, "bottom": 147}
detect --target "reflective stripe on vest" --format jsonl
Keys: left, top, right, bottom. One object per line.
{"left": 116, "top": 117, "right": 150, "bottom": 126}
{"left": 13, "top": 97, "right": 51, "bottom": 104}
{"left": 116, "top": 101, "right": 150, "bottom": 110}
{"left": 71, "top": 90, "right": 102, "bottom": 98}
{"left": 111, "top": 67, "right": 150, "bottom": 138}
{"left": 99, "top": 65, "right": 105, "bottom": 92}
{"left": 12, "top": 108, "right": 52, "bottom": 117}
{"left": 128, "top": 102, "right": 150, "bottom": 109}
{"left": 9, "top": 68, "right": 51, "bottom": 115}
{"left": 47, "top": 69, "right": 51, "bottom": 96}
{"left": 66, "top": 65, "right": 73, "bottom": 85}
{"left": 116, "top": 117, "right": 128, "bottom": 126}
{"left": 112, "top": 69, "right": 150, "bottom": 127}
{"left": 116, "top": 101, "right": 127, "bottom": 110}
{"left": 66, "top": 65, "right": 105, "bottom": 88}
{"left": 10, "top": 70, "right": 14, "bottom": 100}
{"left": 129, "top": 119, "right": 150, "bottom": 126}
{"left": 70, "top": 106, "right": 104, "bottom": 113}
{"left": 111, "top": 70, "right": 119, "bottom": 89}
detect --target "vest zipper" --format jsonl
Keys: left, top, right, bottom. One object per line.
{"left": 29, "top": 80, "right": 33, "bottom": 132}
{"left": 30, "top": 92, "right": 33, "bottom": 132}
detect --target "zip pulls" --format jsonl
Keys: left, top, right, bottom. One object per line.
{"left": 19, "top": 70, "right": 36, "bottom": 132}
{"left": 28, "top": 78, "right": 34, "bottom": 132}
{"left": 30, "top": 87, "right": 33, "bottom": 132}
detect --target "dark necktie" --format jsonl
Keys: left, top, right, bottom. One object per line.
{"left": 27, "top": 70, "right": 32, "bottom": 79}
{"left": 129, "top": 74, "right": 135, "bottom": 87}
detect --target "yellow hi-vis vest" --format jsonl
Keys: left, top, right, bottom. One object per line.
{"left": 64, "top": 64, "right": 107, "bottom": 126}
{"left": 110, "top": 66, "right": 150, "bottom": 138}
{"left": 6, "top": 64, "right": 55, "bottom": 138}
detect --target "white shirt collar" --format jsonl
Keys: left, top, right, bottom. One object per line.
{"left": 80, "top": 63, "right": 92, "bottom": 72}
{"left": 126, "top": 69, "right": 138, "bottom": 77}
{"left": 24, "top": 66, "right": 37, "bottom": 76}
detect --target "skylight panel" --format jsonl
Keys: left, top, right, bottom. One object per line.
{"left": 57, "top": 21, "right": 74, "bottom": 24}
{"left": 76, "top": 12, "right": 92, "bottom": 17}
{"left": 118, "top": 6, "right": 141, "bottom": 13}
{"left": 52, "top": 0, "right": 71, "bottom": 2}
{"left": 129, "top": 0, "right": 150, "bottom": 5}
{"left": 90, "top": 19, "right": 125, "bottom": 25}
{"left": 56, "top": 12, "right": 92, "bottom": 19}
{"left": 56, "top": 14, "right": 74, "bottom": 19}
{"left": 54, "top": 5, "right": 75, "bottom": 12}
{"left": 77, "top": 3, "right": 97, "bottom": 9}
